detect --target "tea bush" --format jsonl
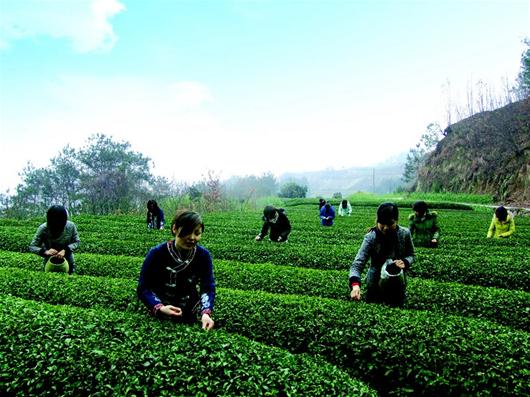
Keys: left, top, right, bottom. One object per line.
{"left": 0, "top": 294, "right": 375, "bottom": 397}
{"left": 0, "top": 268, "right": 528, "bottom": 396}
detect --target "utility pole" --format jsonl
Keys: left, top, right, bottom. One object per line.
{"left": 372, "top": 168, "right": 375, "bottom": 193}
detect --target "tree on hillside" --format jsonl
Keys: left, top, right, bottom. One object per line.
{"left": 10, "top": 164, "right": 55, "bottom": 216}
{"left": 514, "top": 37, "right": 530, "bottom": 99}
{"left": 49, "top": 146, "right": 82, "bottom": 213}
{"left": 278, "top": 181, "right": 308, "bottom": 198}
{"left": 5, "top": 134, "right": 155, "bottom": 216}
{"left": 77, "top": 134, "right": 152, "bottom": 214}
{"left": 402, "top": 123, "right": 444, "bottom": 189}
{"left": 223, "top": 173, "right": 278, "bottom": 200}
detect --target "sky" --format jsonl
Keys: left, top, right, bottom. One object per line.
{"left": 0, "top": 0, "right": 528, "bottom": 193}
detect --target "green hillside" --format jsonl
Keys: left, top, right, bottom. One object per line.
{"left": 418, "top": 98, "right": 530, "bottom": 205}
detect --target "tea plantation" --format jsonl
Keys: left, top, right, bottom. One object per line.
{"left": 0, "top": 200, "right": 529, "bottom": 396}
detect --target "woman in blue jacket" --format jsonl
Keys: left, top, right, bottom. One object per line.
{"left": 320, "top": 202, "right": 336, "bottom": 226}
{"left": 146, "top": 200, "right": 165, "bottom": 230}
{"left": 137, "top": 210, "right": 215, "bottom": 331}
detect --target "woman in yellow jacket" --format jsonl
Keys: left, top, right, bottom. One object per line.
{"left": 487, "top": 206, "right": 515, "bottom": 238}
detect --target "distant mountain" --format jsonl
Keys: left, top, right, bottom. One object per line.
{"left": 279, "top": 153, "right": 406, "bottom": 197}
{"left": 417, "top": 98, "right": 530, "bottom": 206}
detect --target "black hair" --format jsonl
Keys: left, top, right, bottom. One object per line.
{"left": 263, "top": 205, "right": 277, "bottom": 220}
{"left": 47, "top": 205, "right": 68, "bottom": 237}
{"left": 412, "top": 200, "right": 428, "bottom": 214}
{"left": 376, "top": 202, "right": 399, "bottom": 225}
{"left": 147, "top": 200, "right": 158, "bottom": 210}
{"left": 171, "top": 210, "right": 204, "bottom": 237}
{"left": 341, "top": 199, "right": 348, "bottom": 209}
{"left": 495, "top": 206, "right": 508, "bottom": 222}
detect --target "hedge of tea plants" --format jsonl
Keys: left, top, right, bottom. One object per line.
{"left": 0, "top": 199, "right": 529, "bottom": 396}
{"left": 0, "top": 293, "right": 376, "bottom": 397}
{"left": 0, "top": 251, "right": 528, "bottom": 331}
{"left": 0, "top": 267, "right": 528, "bottom": 396}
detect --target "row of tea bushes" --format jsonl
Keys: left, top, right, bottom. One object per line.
{"left": 2, "top": 204, "right": 526, "bottom": 245}
{"left": 3, "top": 203, "right": 528, "bottom": 243}
{"left": 0, "top": 294, "right": 375, "bottom": 397}
{"left": 0, "top": 251, "right": 528, "bottom": 331}
{"left": 1, "top": 223, "right": 527, "bottom": 291}
{"left": 4, "top": 207, "right": 530, "bottom": 246}
{"left": 1, "top": 267, "right": 528, "bottom": 396}
{"left": 283, "top": 197, "right": 476, "bottom": 210}
{"left": 0, "top": 220, "right": 530, "bottom": 291}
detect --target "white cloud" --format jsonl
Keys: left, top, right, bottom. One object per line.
{"left": 0, "top": 72, "right": 444, "bottom": 192}
{"left": 0, "top": 75, "right": 228, "bottom": 190}
{"left": 0, "top": 0, "right": 126, "bottom": 53}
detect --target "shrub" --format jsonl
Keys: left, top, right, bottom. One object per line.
{"left": 0, "top": 268, "right": 528, "bottom": 396}
{"left": 0, "top": 294, "right": 375, "bottom": 397}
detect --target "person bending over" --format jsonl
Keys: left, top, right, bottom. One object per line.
{"left": 487, "top": 205, "right": 515, "bottom": 238}
{"left": 255, "top": 205, "right": 291, "bottom": 242}
{"left": 408, "top": 200, "right": 440, "bottom": 248}
{"left": 29, "top": 205, "right": 80, "bottom": 275}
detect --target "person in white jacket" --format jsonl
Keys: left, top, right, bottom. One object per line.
{"left": 338, "top": 199, "right": 352, "bottom": 216}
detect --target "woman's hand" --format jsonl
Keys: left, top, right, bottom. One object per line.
{"left": 255, "top": 235, "right": 262, "bottom": 241}
{"left": 159, "top": 305, "right": 183, "bottom": 317}
{"left": 45, "top": 248, "right": 58, "bottom": 256}
{"left": 55, "top": 249, "right": 66, "bottom": 259}
{"left": 201, "top": 313, "right": 215, "bottom": 331}
{"left": 394, "top": 259, "right": 405, "bottom": 269}
{"left": 350, "top": 285, "right": 361, "bottom": 301}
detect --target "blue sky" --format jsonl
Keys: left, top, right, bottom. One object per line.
{"left": 0, "top": 0, "right": 528, "bottom": 192}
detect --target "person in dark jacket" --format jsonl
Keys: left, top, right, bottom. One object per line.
{"left": 137, "top": 210, "right": 215, "bottom": 331}
{"left": 255, "top": 205, "right": 291, "bottom": 242}
{"left": 146, "top": 200, "right": 165, "bottom": 230}
{"left": 408, "top": 201, "right": 440, "bottom": 247}
{"left": 320, "top": 202, "right": 336, "bottom": 226}
{"left": 349, "top": 202, "right": 414, "bottom": 308}
{"left": 29, "top": 205, "right": 80, "bottom": 274}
